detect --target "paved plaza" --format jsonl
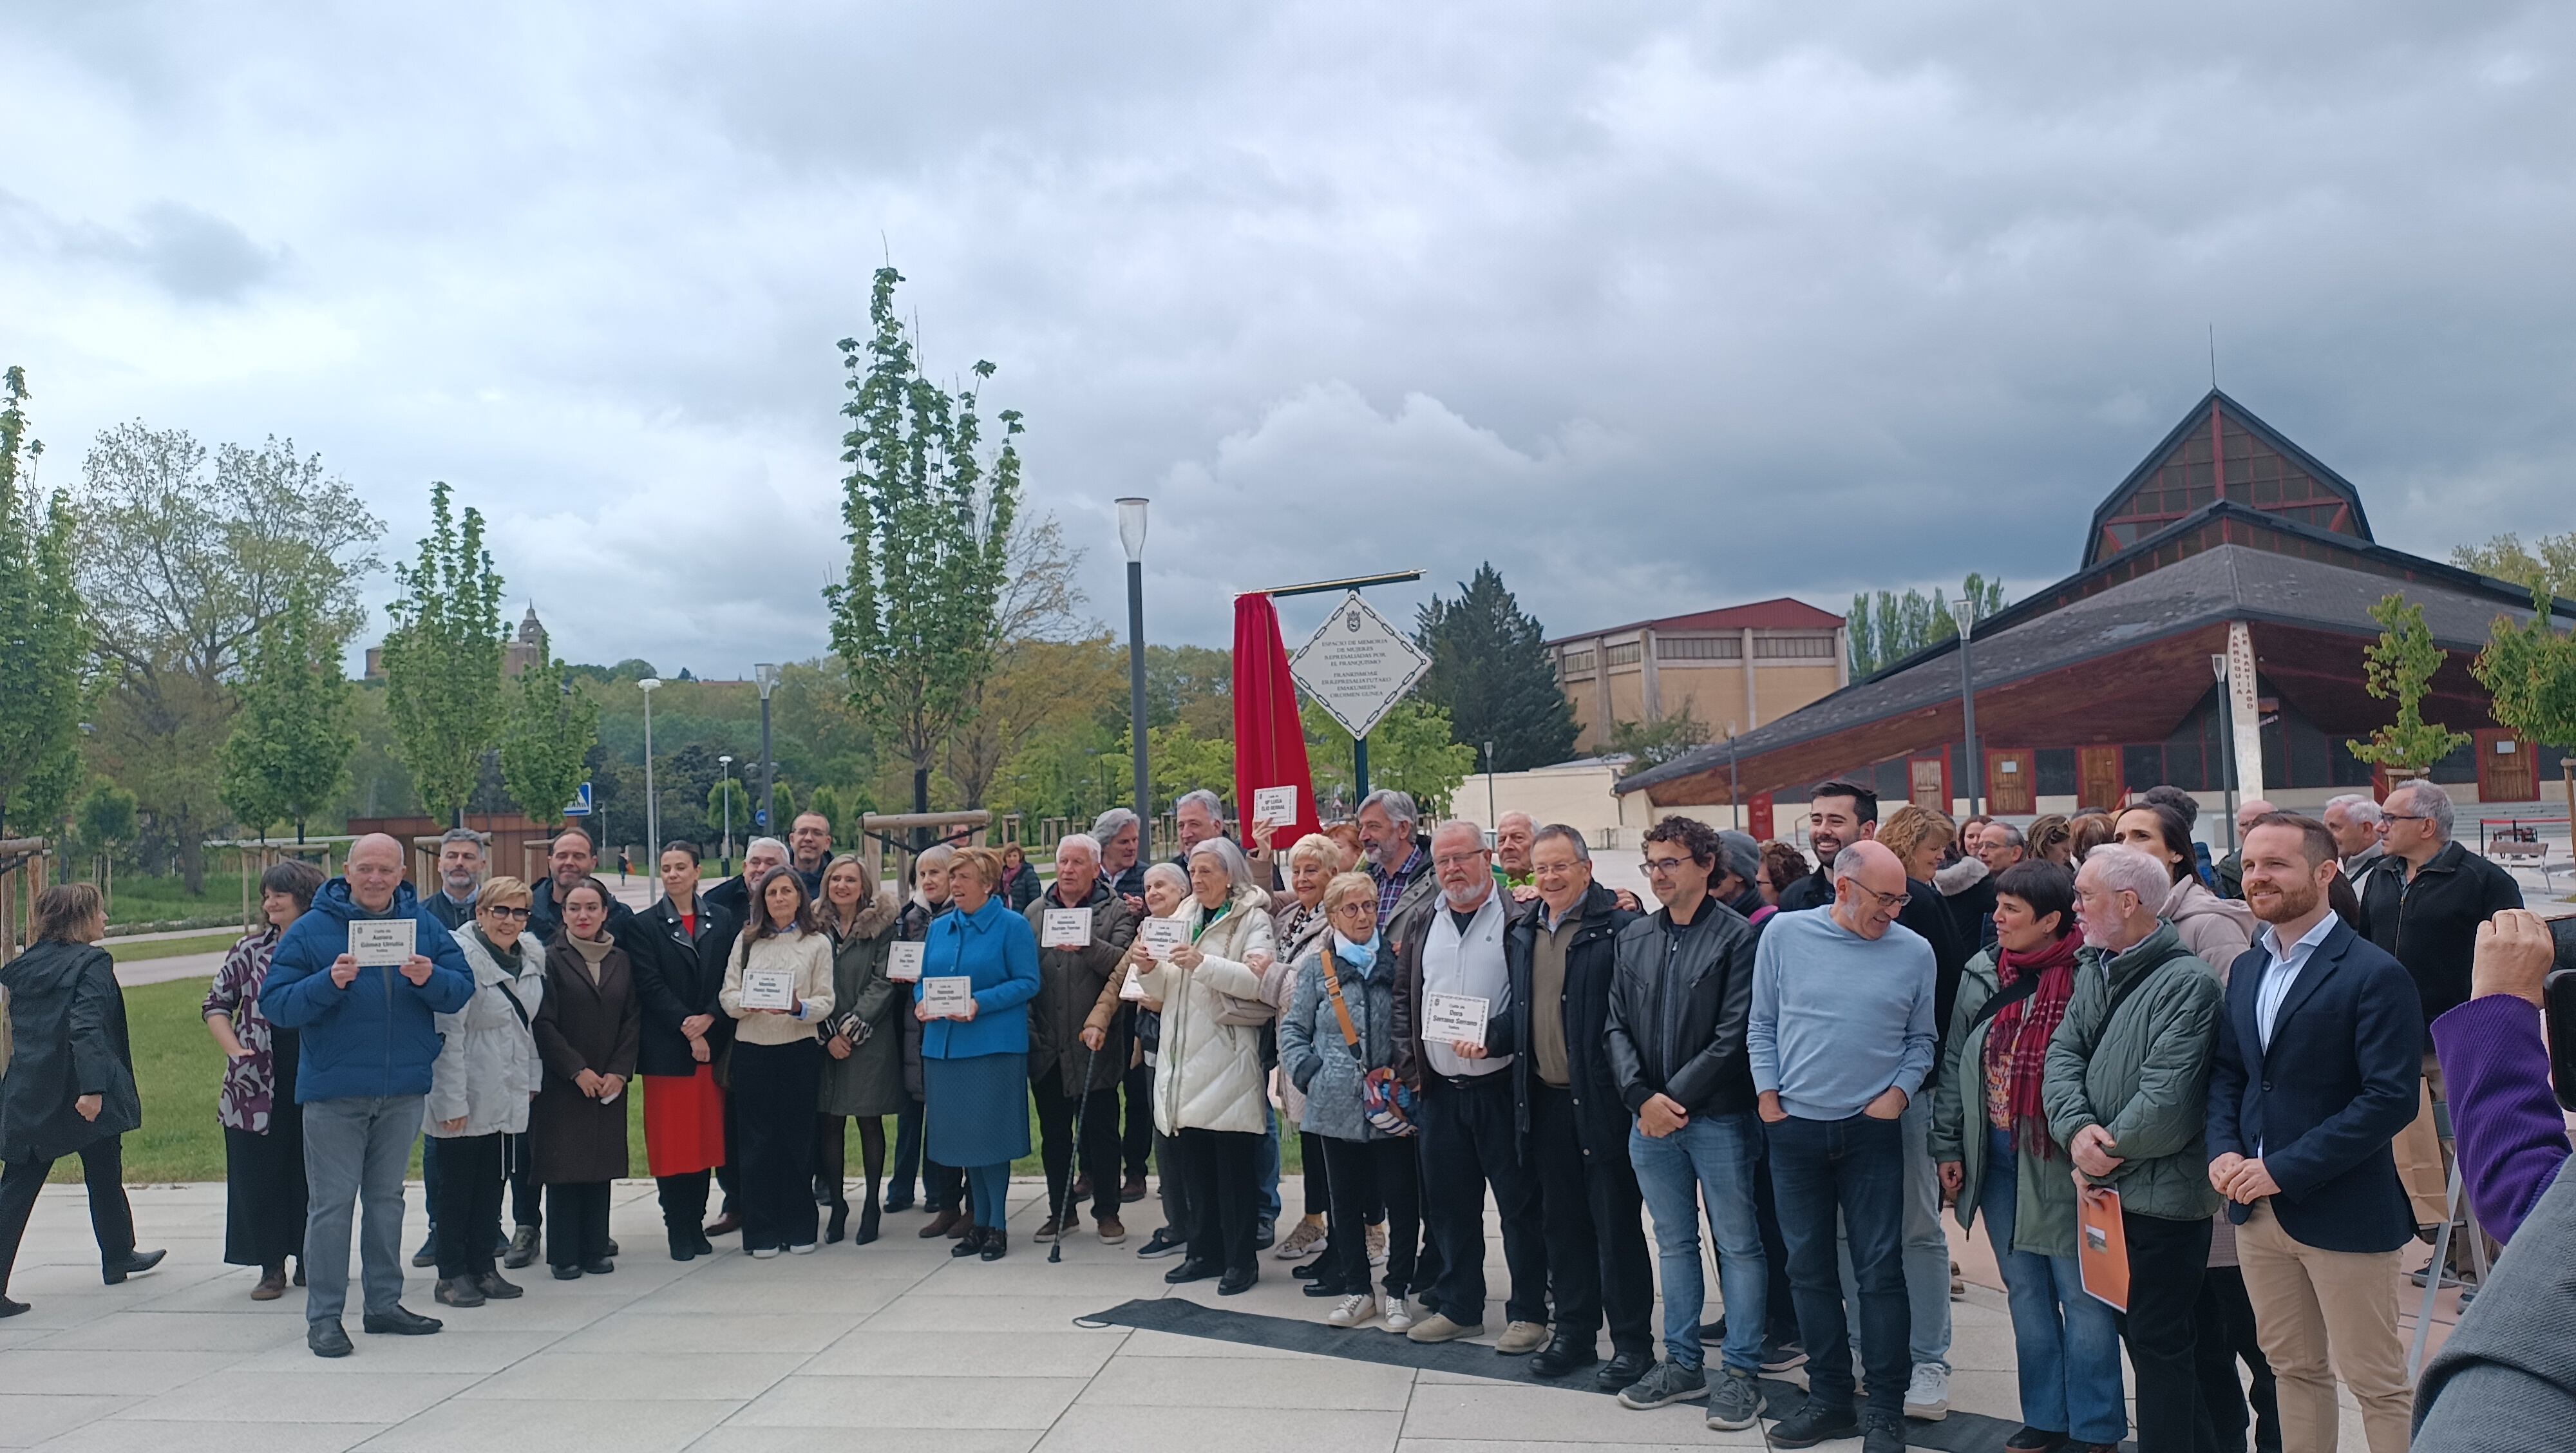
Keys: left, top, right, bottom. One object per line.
{"left": 0, "top": 1170, "right": 2419, "bottom": 1453}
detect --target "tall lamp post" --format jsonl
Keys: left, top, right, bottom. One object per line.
{"left": 1726, "top": 721, "right": 1741, "bottom": 833}
{"left": 1483, "top": 741, "right": 1497, "bottom": 829}
{"left": 717, "top": 754, "right": 735, "bottom": 875}
{"left": 2211, "top": 653, "right": 2239, "bottom": 853}
{"left": 1117, "top": 498, "right": 1151, "bottom": 846}
{"left": 638, "top": 677, "right": 662, "bottom": 897}
{"left": 753, "top": 663, "right": 781, "bottom": 839}
{"left": 1951, "top": 598, "right": 1982, "bottom": 817}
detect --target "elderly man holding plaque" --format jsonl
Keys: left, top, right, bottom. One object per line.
{"left": 1027, "top": 833, "right": 1138, "bottom": 1246}
{"left": 260, "top": 834, "right": 475, "bottom": 1358}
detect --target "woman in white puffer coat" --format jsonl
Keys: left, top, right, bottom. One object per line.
{"left": 1135, "top": 837, "right": 1276, "bottom": 1294}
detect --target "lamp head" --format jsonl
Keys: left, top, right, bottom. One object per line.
{"left": 2210, "top": 652, "right": 2229, "bottom": 683}
{"left": 754, "top": 662, "right": 780, "bottom": 698}
{"left": 1949, "top": 596, "right": 1977, "bottom": 637}
{"left": 1116, "top": 497, "right": 1150, "bottom": 563}
{"left": 638, "top": 677, "right": 661, "bottom": 694}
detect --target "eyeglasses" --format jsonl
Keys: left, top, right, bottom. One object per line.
{"left": 1431, "top": 852, "right": 1488, "bottom": 869}
{"left": 2383, "top": 812, "right": 2432, "bottom": 822}
{"left": 1845, "top": 883, "right": 1909, "bottom": 915}
{"left": 1328, "top": 901, "right": 1377, "bottom": 919}
{"left": 480, "top": 906, "right": 531, "bottom": 920}
{"left": 1641, "top": 855, "right": 1695, "bottom": 876}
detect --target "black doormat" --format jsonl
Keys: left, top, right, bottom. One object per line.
{"left": 1076, "top": 1298, "right": 2115, "bottom": 1452}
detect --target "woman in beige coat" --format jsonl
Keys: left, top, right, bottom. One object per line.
{"left": 1132, "top": 837, "right": 1276, "bottom": 1294}
{"left": 718, "top": 869, "right": 837, "bottom": 1258}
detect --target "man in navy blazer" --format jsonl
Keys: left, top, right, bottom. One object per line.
{"left": 2207, "top": 814, "right": 2420, "bottom": 1453}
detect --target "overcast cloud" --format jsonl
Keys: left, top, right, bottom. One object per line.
{"left": 6, "top": 2, "right": 2573, "bottom": 672}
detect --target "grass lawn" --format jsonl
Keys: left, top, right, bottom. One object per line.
{"left": 92, "top": 977, "right": 1304, "bottom": 1185}
{"left": 106, "top": 932, "right": 245, "bottom": 964}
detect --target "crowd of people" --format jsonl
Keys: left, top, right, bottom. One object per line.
{"left": 0, "top": 774, "right": 2563, "bottom": 1453}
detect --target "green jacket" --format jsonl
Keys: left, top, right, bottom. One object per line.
{"left": 1929, "top": 948, "right": 2081, "bottom": 1258}
{"left": 2040, "top": 922, "right": 2225, "bottom": 1222}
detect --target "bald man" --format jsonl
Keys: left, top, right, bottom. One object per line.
{"left": 261, "top": 833, "right": 475, "bottom": 1357}
{"left": 1747, "top": 839, "right": 1938, "bottom": 1447}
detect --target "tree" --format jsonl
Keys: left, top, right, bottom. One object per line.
{"left": 2347, "top": 593, "right": 2473, "bottom": 776}
{"left": 1300, "top": 698, "right": 1477, "bottom": 817}
{"left": 220, "top": 583, "right": 356, "bottom": 841}
{"left": 75, "top": 782, "right": 137, "bottom": 909}
{"left": 1414, "top": 563, "right": 1578, "bottom": 771}
{"left": 2453, "top": 531, "right": 2576, "bottom": 602}
{"left": 2472, "top": 581, "right": 2576, "bottom": 822}
{"left": 73, "top": 424, "right": 381, "bottom": 886}
{"left": 1848, "top": 572, "right": 2007, "bottom": 676}
{"left": 1107, "top": 722, "right": 1236, "bottom": 810}
{"left": 943, "top": 514, "right": 1121, "bottom": 808}
{"left": 0, "top": 366, "right": 86, "bottom": 838}
{"left": 1609, "top": 703, "right": 1713, "bottom": 769}
{"left": 706, "top": 775, "right": 750, "bottom": 846}
{"left": 824, "top": 265, "right": 1023, "bottom": 824}
{"left": 381, "top": 482, "right": 508, "bottom": 826}
{"left": 499, "top": 649, "right": 600, "bottom": 828}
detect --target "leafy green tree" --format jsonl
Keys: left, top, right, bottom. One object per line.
{"left": 1609, "top": 703, "right": 1713, "bottom": 769}
{"left": 2347, "top": 593, "right": 2473, "bottom": 775}
{"left": 500, "top": 649, "right": 600, "bottom": 828}
{"left": 1143, "top": 643, "right": 1234, "bottom": 736}
{"left": 2453, "top": 531, "right": 2576, "bottom": 602}
{"left": 381, "top": 482, "right": 507, "bottom": 826}
{"left": 1848, "top": 572, "right": 2007, "bottom": 676}
{"left": 1107, "top": 722, "right": 1235, "bottom": 809}
{"left": 706, "top": 775, "right": 750, "bottom": 846}
{"left": 73, "top": 424, "right": 381, "bottom": 885}
{"left": 824, "top": 265, "right": 1022, "bottom": 822}
{"left": 220, "top": 583, "right": 356, "bottom": 841}
{"left": 2472, "top": 581, "right": 2576, "bottom": 821}
{"left": 1414, "top": 563, "right": 1578, "bottom": 771}
{"left": 75, "top": 781, "right": 137, "bottom": 907}
{"left": 0, "top": 366, "right": 86, "bottom": 837}
{"left": 1299, "top": 698, "right": 1475, "bottom": 816}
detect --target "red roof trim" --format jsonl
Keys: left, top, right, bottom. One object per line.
{"left": 1548, "top": 596, "right": 1844, "bottom": 645}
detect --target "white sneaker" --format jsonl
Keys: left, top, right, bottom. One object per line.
{"left": 748, "top": 1246, "right": 781, "bottom": 1259}
{"left": 1381, "top": 1295, "right": 1417, "bottom": 1334}
{"left": 788, "top": 1242, "right": 818, "bottom": 1256}
{"left": 1903, "top": 1363, "right": 1950, "bottom": 1421}
{"left": 1326, "top": 1291, "right": 1379, "bottom": 1328}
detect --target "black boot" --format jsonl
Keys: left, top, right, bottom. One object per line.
{"left": 668, "top": 1228, "right": 699, "bottom": 1262}
{"left": 825, "top": 1202, "right": 849, "bottom": 1245}
{"left": 856, "top": 1190, "right": 882, "bottom": 1246}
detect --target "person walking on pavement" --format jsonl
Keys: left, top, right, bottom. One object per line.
{"left": 259, "top": 833, "right": 474, "bottom": 1358}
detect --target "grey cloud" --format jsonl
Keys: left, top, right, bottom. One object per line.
{"left": 48, "top": 201, "right": 287, "bottom": 302}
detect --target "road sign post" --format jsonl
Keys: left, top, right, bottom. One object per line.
{"left": 1289, "top": 590, "right": 1433, "bottom": 803}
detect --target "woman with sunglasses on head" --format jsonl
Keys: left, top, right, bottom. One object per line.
{"left": 721, "top": 866, "right": 837, "bottom": 1257}
{"left": 424, "top": 875, "right": 547, "bottom": 1306}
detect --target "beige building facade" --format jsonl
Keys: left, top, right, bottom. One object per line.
{"left": 1549, "top": 597, "right": 1848, "bottom": 753}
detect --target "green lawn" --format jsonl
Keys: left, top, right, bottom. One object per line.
{"left": 106, "top": 932, "right": 245, "bottom": 964}
{"left": 94, "top": 978, "right": 1302, "bottom": 1184}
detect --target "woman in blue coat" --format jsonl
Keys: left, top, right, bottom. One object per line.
{"left": 916, "top": 846, "right": 1041, "bottom": 1260}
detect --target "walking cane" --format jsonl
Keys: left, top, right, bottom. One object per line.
{"left": 1052, "top": 1041, "right": 1101, "bottom": 1264}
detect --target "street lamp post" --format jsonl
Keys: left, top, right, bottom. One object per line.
{"left": 717, "top": 754, "right": 735, "bottom": 875}
{"left": 1727, "top": 721, "right": 1741, "bottom": 833}
{"left": 1484, "top": 741, "right": 1497, "bottom": 829}
{"left": 1951, "top": 598, "right": 1982, "bottom": 817}
{"left": 753, "top": 663, "right": 781, "bottom": 840}
{"left": 2211, "top": 653, "right": 2239, "bottom": 853}
{"left": 1117, "top": 498, "right": 1151, "bottom": 846}
{"left": 638, "top": 677, "right": 661, "bottom": 897}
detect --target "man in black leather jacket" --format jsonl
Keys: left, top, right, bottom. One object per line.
{"left": 1603, "top": 815, "right": 1768, "bottom": 1430}
{"left": 1505, "top": 826, "right": 1646, "bottom": 1389}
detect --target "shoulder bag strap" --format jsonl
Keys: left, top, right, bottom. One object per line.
{"left": 1320, "top": 956, "right": 1362, "bottom": 1048}
{"left": 1965, "top": 970, "right": 2042, "bottom": 1036}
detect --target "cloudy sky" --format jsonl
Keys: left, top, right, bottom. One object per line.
{"left": 7, "top": 2, "right": 2573, "bottom": 674}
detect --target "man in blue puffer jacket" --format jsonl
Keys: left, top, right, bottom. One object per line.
{"left": 261, "top": 834, "right": 473, "bottom": 1358}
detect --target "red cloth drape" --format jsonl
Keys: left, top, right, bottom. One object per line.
{"left": 1233, "top": 593, "right": 1323, "bottom": 846}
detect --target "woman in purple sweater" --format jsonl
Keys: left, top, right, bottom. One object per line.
{"left": 2424, "top": 910, "right": 2573, "bottom": 1244}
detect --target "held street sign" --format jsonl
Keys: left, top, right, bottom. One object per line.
{"left": 1290, "top": 590, "right": 1433, "bottom": 740}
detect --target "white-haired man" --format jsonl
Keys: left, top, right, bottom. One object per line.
{"left": 2362, "top": 779, "right": 2524, "bottom": 1231}
{"left": 703, "top": 836, "right": 790, "bottom": 924}
{"left": 1359, "top": 788, "right": 1438, "bottom": 928}
{"left": 2320, "top": 793, "right": 2388, "bottom": 888}
{"left": 2043, "top": 844, "right": 2226, "bottom": 1453}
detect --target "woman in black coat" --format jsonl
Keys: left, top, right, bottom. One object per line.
{"left": 530, "top": 877, "right": 641, "bottom": 1278}
{"left": 0, "top": 884, "right": 165, "bottom": 1317}
{"left": 627, "top": 842, "right": 739, "bottom": 1260}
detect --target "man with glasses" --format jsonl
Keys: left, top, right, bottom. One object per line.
{"left": 2361, "top": 779, "right": 2524, "bottom": 1233}
{"left": 1604, "top": 817, "right": 1768, "bottom": 1430}
{"left": 1392, "top": 821, "right": 1549, "bottom": 1354}
{"left": 1748, "top": 839, "right": 1935, "bottom": 1453}
{"left": 1508, "top": 824, "right": 1647, "bottom": 1387}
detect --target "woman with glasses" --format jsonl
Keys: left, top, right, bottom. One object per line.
{"left": 1267, "top": 833, "right": 1343, "bottom": 1264}
{"left": 1278, "top": 870, "right": 1420, "bottom": 1330}
{"left": 424, "top": 875, "right": 547, "bottom": 1306}
{"left": 205, "top": 859, "right": 327, "bottom": 1299}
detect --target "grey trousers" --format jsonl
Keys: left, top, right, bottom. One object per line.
{"left": 302, "top": 1095, "right": 422, "bottom": 1326}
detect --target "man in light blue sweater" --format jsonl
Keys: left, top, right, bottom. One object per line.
{"left": 1747, "top": 839, "right": 1937, "bottom": 1453}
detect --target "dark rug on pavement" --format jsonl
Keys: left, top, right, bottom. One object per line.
{"left": 1075, "top": 1297, "right": 2112, "bottom": 1452}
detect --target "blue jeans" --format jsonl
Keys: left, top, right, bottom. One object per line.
{"left": 1766, "top": 1111, "right": 1909, "bottom": 1420}
{"left": 1258, "top": 1104, "right": 1282, "bottom": 1220}
{"left": 1631, "top": 1110, "right": 1766, "bottom": 1373}
{"left": 301, "top": 1095, "right": 422, "bottom": 1327}
{"left": 1982, "top": 1129, "right": 2126, "bottom": 1445}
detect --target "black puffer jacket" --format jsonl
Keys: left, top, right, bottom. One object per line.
{"left": 1604, "top": 892, "right": 1759, "bottom": 1120}
{"left": 1504, "top": 881, "right": 1638, "bottom": 1157}
{"left": 0, "top": 940, "right": 142, "bottom": 1163}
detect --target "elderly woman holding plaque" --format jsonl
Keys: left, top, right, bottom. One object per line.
{"left": 1130, "top": 837, "right": 1276, "bottom": 1296}
{"left": 917, "top": 846, "right": 1041, "bottom": 1260}
{"left": 720, "top": 868, "right": 837, "bottom": 1257}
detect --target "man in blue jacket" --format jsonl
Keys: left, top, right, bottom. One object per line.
{"left": 2208, "top": 813, "right": 2422, "bottom": 1453}
{"left": 261, "top": 834, "right": 474, "bottom": 1358}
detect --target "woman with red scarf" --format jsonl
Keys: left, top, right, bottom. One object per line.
{"left": 1932, "top": 860, "right": 2126, "bottom": 1453}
